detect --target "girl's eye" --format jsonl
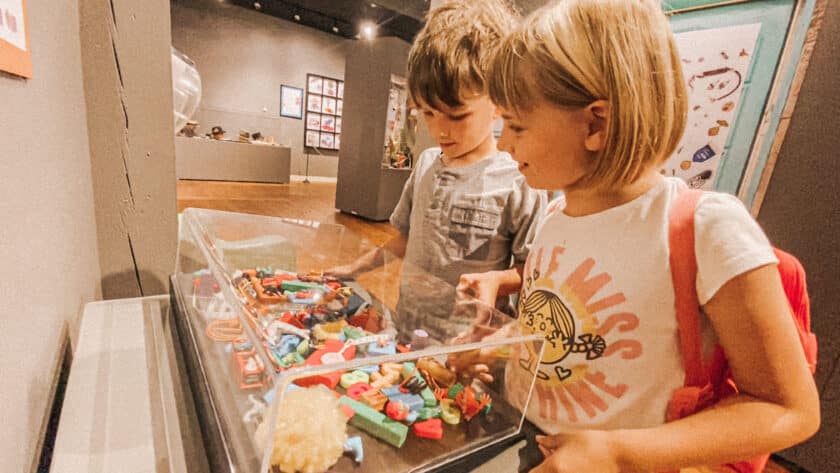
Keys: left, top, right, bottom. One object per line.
{"left": 448, "top": 113, "right": 469, "bottom": 121}
{"left": 507, "top": 124, "right": 525, "bottom": 133}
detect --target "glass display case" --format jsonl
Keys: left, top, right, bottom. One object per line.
{"left": 171, "top": 208, "right": 544, "bottom": 472}
{"left": 382, "top": 75, "right": 415, "bottom": 170}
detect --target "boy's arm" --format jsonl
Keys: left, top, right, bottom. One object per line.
{"left": 457, "top": 265, "right": 523, "bottom": 306}
{"left": 533, "top": 265, "right": 820, "bottom": 473}
{"left": 329, "top": 233, "right": 407, "bottom": 278}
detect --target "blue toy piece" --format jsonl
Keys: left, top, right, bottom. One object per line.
{"left": 366, "top": 341, "right": 397, "bottom": 357}
{"left": 344, "top": 436, "right": 364, "bottom": 463}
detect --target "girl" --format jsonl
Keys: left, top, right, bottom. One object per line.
{"left": 459, "top": 0, "right": 820, "bottom": 471}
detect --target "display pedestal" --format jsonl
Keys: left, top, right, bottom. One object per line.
{"left": 175, "top": 137, "right": 291, "bottom": 184}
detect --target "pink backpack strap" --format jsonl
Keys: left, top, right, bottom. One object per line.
{"left": 668, "top": 188, "right": 707, "bottom": 389}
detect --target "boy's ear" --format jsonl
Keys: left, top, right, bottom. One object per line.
{"left": 584, "top": 100, "right": 610, "bottom": 153}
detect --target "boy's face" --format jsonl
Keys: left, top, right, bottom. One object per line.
{"left": 497, "top": 101, "right": 592, "bottom": 191}
{"left": 416, "top": 94, "right": 498, "bottom": 162}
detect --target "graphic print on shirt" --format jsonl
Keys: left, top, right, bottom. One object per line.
{"left": 515, "top": 245, "right": 643, "bottom": 423}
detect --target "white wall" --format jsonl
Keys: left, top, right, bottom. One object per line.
{"left": 171, "top": 0, "right": 349, "bottom": 177}
{"left": 0, "top": 0, "right": 101, "bottom": 471}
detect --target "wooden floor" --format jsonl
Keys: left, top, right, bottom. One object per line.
{"left": 177, "top": 179, "right": 399, "bottom": 246}
{"left": 177, "top": 179, "right": 799, "bottom": 473}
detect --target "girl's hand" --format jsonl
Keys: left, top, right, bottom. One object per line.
{"left": 457, "top": 271, "right": 503, "bottom": 306}
{"left": 530, "top": 430, "right": 624, "bottom": 473}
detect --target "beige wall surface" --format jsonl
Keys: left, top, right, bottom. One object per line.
{"left": 0, "top": 1, "right": 101, "bottom": 471}
{"left": 171, "top": 0, "right": 349, "bottom": 178}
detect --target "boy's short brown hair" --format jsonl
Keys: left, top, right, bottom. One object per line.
{"left": 408, "top": 0, "right": 518, "bottom": 109}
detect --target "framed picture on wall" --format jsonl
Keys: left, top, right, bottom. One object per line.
{"left": 305, "top": 73, "right": 344, "bottom": 151}
{"left": 306, "top": 113, "right": 322, "bottom": 131}
{"left": 280, "top": 85, "right": 304, "bottom": 119}
{"left": 323, "top": 78, "right": 338, "bottom": 97}
{"left": 307, "top": 94, "right": 322, "bottom": 113}
{"left": 322, "top": 97, "right": 337, "bottom": 115}
{"left": 305, "top": 130, "right": 320, "bottom": 147}
{"left": 321, "top": 116, "right": 335, "bottom": 133}
{"left": 0, "top": 0, "right": 32, "bottom": 78}
{"left": 320, "top": 133, "right": 335, "bottom": 149}
{"left": 308, "top": 75, "right": 323, "bottom": 94}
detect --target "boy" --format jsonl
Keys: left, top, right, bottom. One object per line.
{"left": 332, "top": 0, "right": 546, "bottom": 342}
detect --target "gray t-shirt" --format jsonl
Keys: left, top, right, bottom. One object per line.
{"left": 389, "top": 148, "right": 547, "bottom": 342}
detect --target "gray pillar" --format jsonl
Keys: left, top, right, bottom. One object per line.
{"left": 79, "top": 0, "right": 178, "bottom": 298}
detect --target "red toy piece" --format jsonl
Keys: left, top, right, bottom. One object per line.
{"left": 413, "top": 418, "right": 443, "bottom": 440}
{"left": 385, "top": 401, "right": 409, "bottom": 421}
{"left": 232, "top": 349, "right": 265, "bottom": 390}
{"left": 279, "top": 311, "right": 306, "bottom": 329}
{"left": 346, "top": 382, "right": 373, "bottom": 401}
{"left": 295, "top": 339, "right": 356, "bottom": 389}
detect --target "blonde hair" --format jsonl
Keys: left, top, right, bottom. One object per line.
{"left": 408, "top": 0, "right": 519, "bottom": 108}
{"left": 489, "top": 0, "right": 687, "bottom": 188}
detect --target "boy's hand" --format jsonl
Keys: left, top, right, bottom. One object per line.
{"left": 324, "top": 264, "right": 358, "bottom": 280}
{"left": 530, "top": 431, "right": 624, "bottom": 473}
{"left": 457, "top": 271, "right": 503, "bottom": 306}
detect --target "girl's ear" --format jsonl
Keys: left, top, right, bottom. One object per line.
{"left": 584, "top": 100, "right": 610, "bottom": 153}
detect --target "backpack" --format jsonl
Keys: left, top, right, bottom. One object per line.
{"left": 665, "top": 189, "right": 817, "bottom": 473}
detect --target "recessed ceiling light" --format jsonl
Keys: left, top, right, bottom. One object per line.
{"left": 332, "top": 26, "right": 339, "bottom": 33}
{"left": 253, "top": 2, "right": 261, "bottom": 9}
{"left": 293, "top": 14, "right": 301, "bottom": 21}
{"left": 370, "top": 3, "right": 377, "bottom": 7}
{"left": 360, "top": 21, "right": 376, "bottom": 40}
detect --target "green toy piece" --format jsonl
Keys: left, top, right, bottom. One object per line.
{"left": 281, "top": 280, "right": 326, "bottom": 293}
{"left": 400, "top": 362, "right": 437, "bottom": 406}
{"left": 417, "top": 406, "right": 442, "bottom": 420}
{"left": 339, "top": 396, "right": 409, "bottom": 448}
{"left": 448, "top": 383, "right": 464, "bottom": 400}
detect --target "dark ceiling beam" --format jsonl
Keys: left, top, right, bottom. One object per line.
{"left": 364, "top": 0, "right": 428, "bottom": 20}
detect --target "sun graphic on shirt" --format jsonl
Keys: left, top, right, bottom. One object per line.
{"left": 516, "top": 249, "right": 640, "bottom": 388}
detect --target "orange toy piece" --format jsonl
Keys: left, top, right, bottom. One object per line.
{"left": 347, "top": 306, "right": 384, "bottom": 333}
{"left": 360, "top": 388, "right": 388, "bottom": 411}
{"left": 454, "top": 386, "right": 491, "bottom": 421}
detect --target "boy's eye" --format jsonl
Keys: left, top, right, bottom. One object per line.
{"left": 507, "top": 124, "right": 525, "bottom": 133}
{"left": 448, "top": 113, "right": 470, "bottom": 121}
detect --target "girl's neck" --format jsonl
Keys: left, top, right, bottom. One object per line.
{"left": 563, "top": 172, "right": 664, "bottom": 217}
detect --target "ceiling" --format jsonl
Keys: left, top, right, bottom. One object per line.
{"left": 227, "top": 0, "right": 426, "bottom": 42}
{"left": 228, "top": 0, "right": 549, "bottom": 43}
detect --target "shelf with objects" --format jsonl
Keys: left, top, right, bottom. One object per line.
{"left": 170, "top": 208, "right": 545, "bottom": 473}
{"left": 336, "top": 38, "right": 437, "bottom": 221}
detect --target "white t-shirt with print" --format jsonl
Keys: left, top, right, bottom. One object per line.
{"left": 505, "top": 177, "right": 777, "bottom": 433}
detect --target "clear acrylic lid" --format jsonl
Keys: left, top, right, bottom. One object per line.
{"left": 173, "top": 208, "right": 545, "bottom": 472}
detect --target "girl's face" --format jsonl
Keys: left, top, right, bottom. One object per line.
{"left": 497, "top": 100, "right": 604, "bottom": 191}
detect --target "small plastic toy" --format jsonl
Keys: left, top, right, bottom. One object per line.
{"left": 413, "top": 418, "right": 443, "bottom": 440}
{"left": 339, "top": 396, "right": 409, "bottom": 448}
{"left": 343, "top": 436, "right": 364, "bottom": 463}
{"left": 454, "top": 386, "right": 491, "bottom": 421}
